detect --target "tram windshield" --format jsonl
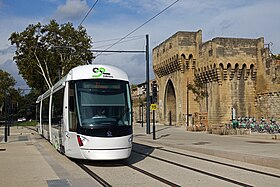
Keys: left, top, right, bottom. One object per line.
{"left": 75, "top": 79, "right": 132, "bottom": 129}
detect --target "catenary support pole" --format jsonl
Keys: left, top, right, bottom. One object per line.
{"left": 146, "top": 34, "right": 150, "bottom": 134}
{"left": 90, "top": 36, "right": 149, "bottom": 133}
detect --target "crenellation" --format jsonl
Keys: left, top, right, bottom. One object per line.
{"left": 150, "top": 30, "right": 279, "bottom": 127}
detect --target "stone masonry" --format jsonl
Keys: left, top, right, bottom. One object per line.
{"left": 150, "top": 30, "right": 280, "bottom": 128}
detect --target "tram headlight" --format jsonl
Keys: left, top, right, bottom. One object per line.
{"left": 128, "top": 136, "right": 133, "bottom": 144}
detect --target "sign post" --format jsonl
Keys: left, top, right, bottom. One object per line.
{"left": 152, "top": 109, "right": 156, "bottom": 140}
{"left": 151, "top": 81, "right": 157, "bottom": 140}
{"left": 150, "top": 104, "right": 157, "bottom": 140}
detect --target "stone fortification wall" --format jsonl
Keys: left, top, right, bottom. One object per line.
{"left": 153, "top": 31, "right": 202, "bottom": 77}
{"left": 255, "top": 55, "right": 280, "bottom": 120}
{"left": 153, "top": 30, "right": 202, "bottom": 125}
{"left": 150, "top": 30, "right": 280, "bottom": 128}
{"left": 195, "top": 37, "right": 262, "bottom": 126}
{"left": 256, "top": 92, "right": 280, "bottom": 120}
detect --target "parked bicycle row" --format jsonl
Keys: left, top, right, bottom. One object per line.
{"left": 227, "top": 117, "right": 280, "bottom": 134}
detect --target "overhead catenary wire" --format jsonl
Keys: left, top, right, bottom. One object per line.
{"left": 94, "top": 0, "right": 180, "bottom": 58}
{"left": 92, "top": 35, "right": 146, "bottom": 44}
{"left": 93, "top": 36, "right": 145, "bottom": 49}
{"left": 78, "top": 0, "right": 99, "bottom": 28}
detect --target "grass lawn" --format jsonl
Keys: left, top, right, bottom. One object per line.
{"left": 16, "top": 120, "right": 37, "bottom": 126}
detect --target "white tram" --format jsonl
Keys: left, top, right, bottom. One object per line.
{"left": 36, "top": 65, "right": 133, "bottom": 160}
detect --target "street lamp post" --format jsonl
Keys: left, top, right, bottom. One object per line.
{"left": 4, "top": 91, "right": 9, "bottom": 142}
{"left": 187, "top": 79, "right": 189, "bottom": 127}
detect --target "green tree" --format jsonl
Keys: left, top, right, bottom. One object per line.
{"left": 272, "top": 54, "right": 280, "bottom": 60}
{"left": 187, "top": 77, "right": 208, "bottom": 109}
{"left": 0, "top": 69, "right": 17, "bottom": 120}
{"left": 17, "top": 89, "right": 40, "bottom": 120}
{"left": 9, "top": 19, "right": 93, "bottom": 92}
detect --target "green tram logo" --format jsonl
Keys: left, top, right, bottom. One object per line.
{"left": 92, "top": 67, "right": 113, "bottom": 78}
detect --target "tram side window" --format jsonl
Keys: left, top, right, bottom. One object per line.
{"left": 36, "top": 103, "right": 40, "bottom": 122}
{"left": 42, "top": 97, "right": 50, "bottom": 131}
{"left": 69, "top": 82, "right": 77, "bottom": 131}
{"left": 51, "top": 88, "right": 64, "bottom": 129}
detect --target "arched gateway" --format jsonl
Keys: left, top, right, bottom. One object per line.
{"left": 152, "top": 30, "right": 268, "bottom": 128}
{"left": 164, "top": 80, "right": 176, "bottom": 125}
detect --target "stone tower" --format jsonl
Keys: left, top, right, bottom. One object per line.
{"left": 197, "top": 37, "right": 262, "bottom": 126}
{"left": 152, "top": 30, "right": 279, "bottom": 127}
{"left": 153, "top": 30, "right": 202, "bottom": 126}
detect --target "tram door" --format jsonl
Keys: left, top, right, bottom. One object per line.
{"left": 64, "top": 85, "right": 83, "bottom": 158}
{"left": 64, "top": 109, "right": 82, "bottom": 158}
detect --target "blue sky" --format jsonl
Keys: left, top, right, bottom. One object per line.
{"left": 0, "top": 0, "right": 280, "bottom": 88}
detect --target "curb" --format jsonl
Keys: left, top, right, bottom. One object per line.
{"left": 134, "top": 138, "right": 280, "bottom": 170}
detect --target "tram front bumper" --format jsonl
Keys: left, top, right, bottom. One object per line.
{"left": 81, "top": 147, "right": 132, "bottom": 160}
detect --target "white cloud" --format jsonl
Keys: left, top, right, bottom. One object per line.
{"left": 85, "top": 17, "right": 152, "bottom": 84}
{"left": 1, "top": 0, "right": 280, "bottom": 86}
{"left": 105, "top": 0, "right": 280, "bottom": 53}
{"left": 201, "top": 1, "right": 280, "bottom": 53}
{"left": 83, "top": 0, "right": 280, "bottom": 84}
{"left": 0, "top": 16, "right": 38, "bottom": 88}
{"left": 53, "top": 0, "right": 89, "bottom": 22}
{"left": 107, "top": 0, "right": 172, "bottom": 12}
{"left": 0, "top": 16, "right": 41, "bottom": 48}
{"left": 0, "top": 46, "right": 15, "bottom": 63}
{"left": 0, "top": 46, "right": 28, "bottom": 88}
{"left": 1, "top": 59, "right": 28, "bottom": 89}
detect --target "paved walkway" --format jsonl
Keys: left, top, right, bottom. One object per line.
{"left": 133, "top": 123, "right": 280, "bottom": 169}
{"left": 0, "top": 126, "right": 100, "bottom": 187}
{"left": 0, "top": 124, "right": 280, "bottom": 186}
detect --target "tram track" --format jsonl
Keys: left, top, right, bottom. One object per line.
{"left": 157, "top": 147, "right": 280, "bottom": 179}
{"left": 76, "top": 149, "right": 253, "bottom": 187}
{"left": 120, "top": 160, "right": 181, "bottom": 187}
{"left": 133, "top": 142, "right": 280, "bottom": 179}
{"left": 76, "top": 159, "right": 181, "bottom": 187}
{"left": 73, "top": 142, "right": 279, "bottom": 186}
{"left": 132, "top": 149, "right": 253, "bottom": 187}
{"left": 76, "top": 162, "right": 112, "bottom": 187}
